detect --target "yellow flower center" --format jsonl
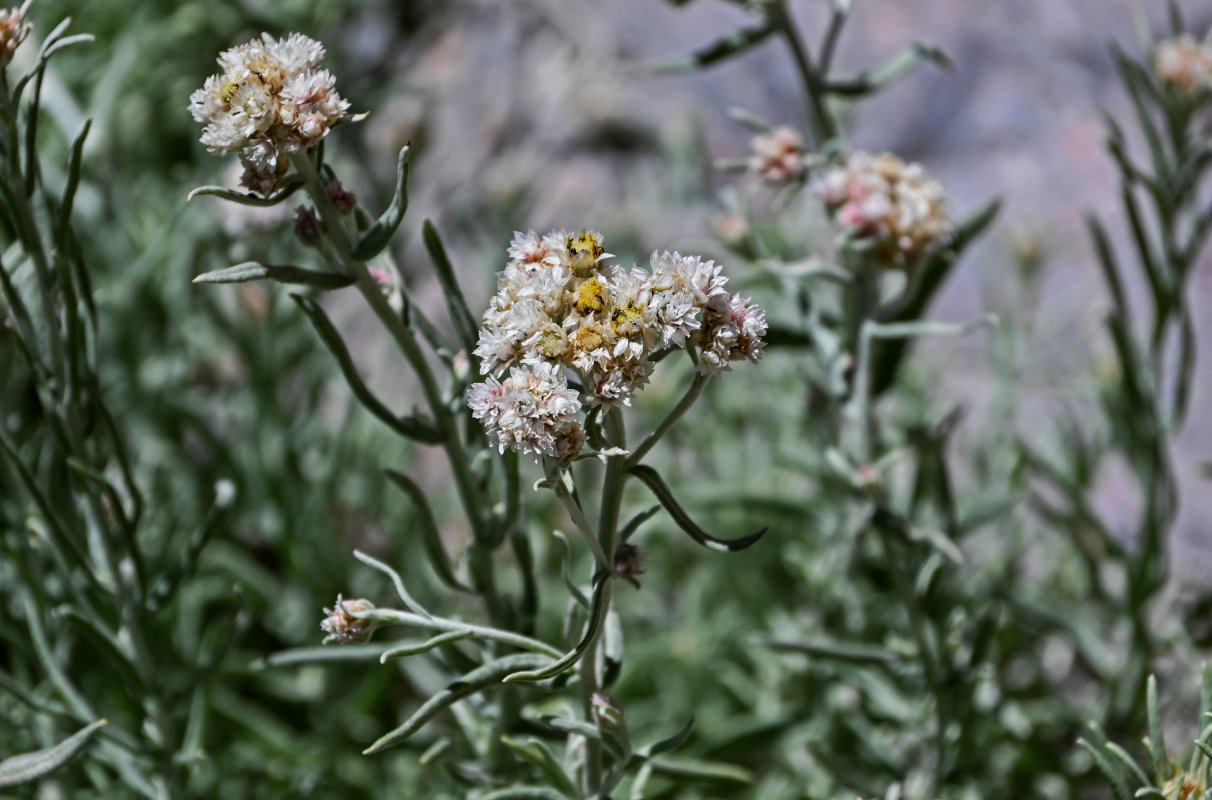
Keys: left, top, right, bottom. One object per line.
{"left": 567, "top": 231, "right": 603, "bottom": 275}
{"left": 610, "top": 302, "right": 645, "bottom": 337}
{"left": 574, "top": 278, "right": 608, "bottom": 316}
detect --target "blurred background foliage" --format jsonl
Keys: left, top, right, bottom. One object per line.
{"left": 2, "top": 0, "right": 1211, "bottom": 798}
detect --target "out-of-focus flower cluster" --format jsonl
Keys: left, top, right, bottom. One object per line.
{"left": 1155, "top": 34, "right": 1212, "bottom": 94}
{"left": 749, "top": 126, "right": 807, "bottom": 184}
{"left": 0, "top": 6, "right": 29, "bottom": 67}
{"left": 189, "top": 33, "right": 349, "bottom": 195}
{"left": 468, "top": 230, "right": 766, "bottom": 462}
{"left": 815, "top": 151, "right": 952, "bottom": 262}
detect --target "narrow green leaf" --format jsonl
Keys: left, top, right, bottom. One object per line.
{"left": 1104, "top": 742, "right": 1152, "bottom": 787}
{"left": 422, "top": 219, "right": 479, "bottom": 355}
{"left": 627, "top": 465, "right": 768, "bottom": 552}
{"left": 186, "top": 180, "right": 303, "bottom": 206}
{"left": 353, "top": 548, "right": 432, "bottom": 618}
{"left": 253, "top": 644, "right": 391, "bottom": 670}
{"left": 825, "top": 41, "right": 951, "bottom": 96}
{"left": 763, "top": 638, "right": 898, "bottom": 669}
{"left": 352, "top": 145, "right": 410, "bottom": 261}
{"left": 1080, "top": 735, "right": 1134, "bottom": 800}
{"left": 383, "top": 470, "right": 472, "bottom": 591}
{"left": 648, "top": 755, "right": 754, "bottom": 785}
{"left": 1147, "top": 674, "right": 1171, "bottom": 780}
{"left": 553, "top": 531, "right": 589, "bottom": 609}
{"left": 649, "top": 24, "right": 776, "bottom": 73}
{"left": 503, "top": 573, "right": 615, "bottom": 683}
{"left": 292, "top": 295, "right": 445, "bottom": 443}
{"left": 363, "top": 653, "right": 549, "bottom": 753}
{"left": 380, "top": 630, "right": 473, "bottom": 663}
{"left": 193, "top": 261, "right": 354, "bottom": 288}
{"left": 499, "top": 737, "right": 578, "bottom": 797}
{"left": 0, "top": 719, "right": 106, "bottom": 788}
{"left": 56, "top": 119, "right": 90, "bottom": 248}
{"left": 639, "top": 717, "right": 694, "bottom": 759}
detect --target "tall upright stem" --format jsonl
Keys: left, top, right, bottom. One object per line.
{"left": 289, "top": 152, "right": 487, "bottom": 541}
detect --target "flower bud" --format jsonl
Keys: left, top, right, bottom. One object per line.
{"left": 320, "top": 595, "right": 376, "bottom": 644}
{"left": 294, "top": 205, "right": 321, "bottom": 246}
{"left": 613, "top": 543, "right": 648, "bottom": 586}
{"left": 590, "top": 692, "right": 624, "bottom": 727}
{"left": 326, "top": 181, "right": 357, "bottom": 214}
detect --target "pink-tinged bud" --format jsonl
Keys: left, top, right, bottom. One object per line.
{"left": 591, "top": 693, "right": 624, "bottom": 727}
{"left": 294, "top": 205, "right": 321, "bottom": 246}
{"left": 749, "top": 126, "right": 807, "bottom": 184}
{"left": 320, "top": 595, "right": 376, "bottom": 644}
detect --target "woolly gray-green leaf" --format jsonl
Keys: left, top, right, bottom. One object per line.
{"left": 0, "top": 719, "right": 107, "bottom": 788}
{"left": 193, "top": 262, "right": 354, "bottom": 289}
{"left": 627, "top": 464, "right": 768, "bottom": 552}
{"left": 364, "top": 654, "right": 549, "bottom": 753}
{"left": 352, "top": 145, "right": 410, "bottom": 260}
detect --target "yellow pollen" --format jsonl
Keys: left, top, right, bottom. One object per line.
{"left": 572, "top": 326, "right": 605, "bottom": 353}
{"left": 574, "top": 278, "right": 608, "bottom": 315}
{"left": 610, "top": 302, "right": 645, "bottom": 336}
{"left": 535, "top": 329, "right": 568, "bottom": 360}
{"left": 567, "top": 230, "right": 603, "bottom": 275}
{"left": 220, "top": 80, "right": 242, "bottom": 106}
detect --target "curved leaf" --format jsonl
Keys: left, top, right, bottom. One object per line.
{"left": 193, "top": 261, "right": 354, "bottom": 289}
{"left": 627, "top": 465, "right": 768, "bottom": 552}
{"left": 503, "top": 572, "right": 614, "bottom": 683}
{"left": 0, "top": 719, "right": 106, "bottom": 788}
{"left": 352, "top": 145, "right": 410, "bottom": 261}
{"left": 363, "top": 653, "right": 549, "bottom": 754}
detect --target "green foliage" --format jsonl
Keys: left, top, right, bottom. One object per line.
{"left": 2, "top": 1, "right": 1211, "bottom": 799}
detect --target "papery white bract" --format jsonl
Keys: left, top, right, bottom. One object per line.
{"left": 468, "top": 363, "right": 585, "bottom": 462}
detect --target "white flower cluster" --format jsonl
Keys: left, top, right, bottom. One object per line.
{"left": 815, "top": 151, "right": 952, "bottom": 261}
{"left": 189, "top": 33, "right": 349, "bottom": 195}
{"left": 749, "top": 126, "right": 807, "bottom": 184}
{"left": 1155, "top": 34, "right": 1212, "bottom": 94}
{"left": 468, "top": 230, "right": 767, "bottom": 462}
{"left": 0, "top": 6, "right": 29, "bottom": 67}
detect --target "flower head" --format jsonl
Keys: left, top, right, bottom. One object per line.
{"left": 190, "top": 33, "right": 350, "bottom": 195}
{"left": 468, "top": 230, "right": 766, "bottom": 456}
{"left": 749, "top": 126, "right": 806, "bottom": 184}
{"left": 1155, "top": 34, "right": 1212, "bottom": 94}
{"left": 320, "top": 595, "right": 376, "bottom": 644}
{"left": 814, "top": 151, "right": 952, "bottom": 262}
{"left": 468, "top": 363, "right": 585, "bottom": 462}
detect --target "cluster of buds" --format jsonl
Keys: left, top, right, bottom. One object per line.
{"left": 1154, "top": 34, "right": 1212, "bottom": 94}
{"left": 320, "top": 595, "right": 376, "bottom": 644}
{"left": 468, "top": 230, "right": 766, "bottom": 462}
{"left": 189, "top": 33, "right": 350, "bottom": 195}
{"left": 749, "top": 126, "right": 807, "bottom": 184}
{"left": 814, "top": 151, "right": 952, "bottom": 262}
{"left": 0, "top": 6, "right": 30, "bottom": 68}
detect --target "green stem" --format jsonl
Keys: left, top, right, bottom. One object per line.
{"left": 289, "top": 152, "right": 487, "bottom": 541}
{"left": 626, "top": 373, "right": 709, "bottom": 468}
{"left": 360, "top": 608, "right": 563, "bottom": 659}
{"left": 770, "top": 0, "right": 838, "bottom": 147}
